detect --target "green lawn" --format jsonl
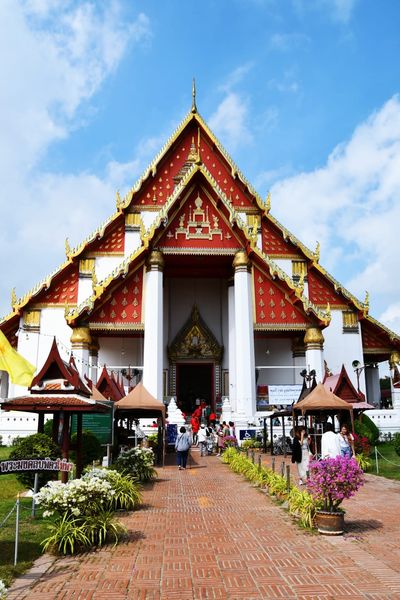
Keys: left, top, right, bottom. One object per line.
{"left": 0, "top": 446, "right": 54, "bottom": 588}
{"left": 366, "top": 442, "right": 400, "bottom": 481}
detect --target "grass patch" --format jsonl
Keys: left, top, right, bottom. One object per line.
{"left": 0, "top": 446, "right": 54, "bottom": 588}
{"left": 366, "top": 443, "right": 400, "bottom": 481}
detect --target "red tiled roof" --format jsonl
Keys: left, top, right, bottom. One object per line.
{"left": 1, "top": 395, "right": 110, "bottom": 412}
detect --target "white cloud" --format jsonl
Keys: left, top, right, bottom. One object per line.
{"left": 269, "top": 32, "right": 311, "bottom": 51}
{"left": 218, "top": 62, "right": 254, "bottom": 93}
{"left": 269, "top": 95, "right": 400, "bottom": 327}
{"left": 0, "top": 1, "right": 151, "bottom": 318}
{"left": 209, "top": 92, "right": 252, "bottom": 149}
{"left": 292, "top": 0, "right": 358, "bottom": 24}
{"left": 379, "top": 304, "right": 400, "bottom": 337}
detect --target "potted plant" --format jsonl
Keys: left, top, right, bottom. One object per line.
{"left": 307, "top": 456, "right": 365, "bottom": 535}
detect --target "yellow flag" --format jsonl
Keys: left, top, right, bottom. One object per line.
{"left": 0, "top": 330, "right": 36, "bottom": 387}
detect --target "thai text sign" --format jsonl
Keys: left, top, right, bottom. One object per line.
{"left": 0, "top": 458, "right": 74, "bottom": 474}
{"left": 268, "top": 385, "right": 302, "bottom": 406}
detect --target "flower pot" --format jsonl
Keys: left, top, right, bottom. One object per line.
{"left": 315, "top": 510, "right": 345, "bottom": 535}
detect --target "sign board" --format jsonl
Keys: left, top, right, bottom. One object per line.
{"left": 166, "top": 423, "right": 178, "bottom": 446}
{"left": 239, "top": 429, "right": 257, "bottom": 440}
{"left": 267, "top": 385, "right": 302, "bottom": 406}
{"left": 0, "top": 458, "right": 74, "bottom": 474}
{"left": 70, "top": 400, "right": 114, "bottom": 444}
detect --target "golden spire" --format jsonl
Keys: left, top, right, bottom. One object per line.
{"left": 187, "top": 136, "right": 198, "bottom": 161}
{"left": 314, "top": 241, "right": 320, "bottom": 263}
{"left": 265, "top": 191, "right": 271, "bottom": 214}
{"left": 191, "top": 78, "right": 197, "bottom": 113}
{"left": 65, "top": 237, "right": 71, "bottom": 258}
{"left": 11, "top": 287, "right": 17, "bottom": 308}
{"left": 116, "top": 191, "right": 122, "bottom": 210}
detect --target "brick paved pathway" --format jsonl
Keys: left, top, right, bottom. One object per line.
{"left": 7, "top": 450, "right": 400, "bottom": 599}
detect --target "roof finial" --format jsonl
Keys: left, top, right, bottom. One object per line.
{"left": 364, "top": 290, "right": 369, "bottom": 310}
{"left": 314, "top": 240, "right": 320, "bottom": 263}
{"left": 196, "top": 127, "right": 202, "bottom": 164}
{"left": 11, "top": 287, "right": 17, "bottom": 308}
{"left": 191, "top": 78, "right": 197, "bottom": 113}
{"left": 265, "top": 191, "right": 271, "bottom": 214}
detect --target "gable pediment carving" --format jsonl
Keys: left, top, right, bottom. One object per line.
{"left": 168, "top": 305, "right": 223, "bottom": 362}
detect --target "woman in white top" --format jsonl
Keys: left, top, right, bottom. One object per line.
{"left": 337, "top": 424, "right": 355, "bottom": 459}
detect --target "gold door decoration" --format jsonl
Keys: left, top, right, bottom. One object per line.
{"left": 168, "top": 305, "right": 223, "bottom": 362}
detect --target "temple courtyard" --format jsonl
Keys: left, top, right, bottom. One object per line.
{"left": 7, "top": 451, "right": 400, "bottom": 600}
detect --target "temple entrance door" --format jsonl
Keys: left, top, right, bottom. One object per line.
{"left": 177, "top": 363, "right": 214, "bottom": 415}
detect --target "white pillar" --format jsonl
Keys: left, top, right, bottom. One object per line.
{"left": 304, "top": 327, "right": 325, "bottom": 383}
{"left": 70, "top": 327, "right": 91, "bottom": 379}
{"left": 143, "top": 250, "right": 164, "bottom": 400}
{"left": 233, "top": 251, "right": 256, "bottom": 423}
{"left": 228, "top": 280, "right": 236, "bottom": 413}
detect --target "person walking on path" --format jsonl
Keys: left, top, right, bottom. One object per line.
{"left": 337, "top": 424, "right": 355, "bottom": 458}
{"left": 175, "top": 426, "right": 192, "bottom": 469}
{"left": 291, "top": 426, "right": 311, "bottom": 485}
{"left": 321, "top": 422, "right": 341, "bottom": 459}
{"left": 197, "top": 424, "right": 208, "bottom": 457}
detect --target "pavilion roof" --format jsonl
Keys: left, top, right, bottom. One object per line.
{"left": 1, "top": 394, "right": 110, "bottom": 413}
{"left": 323, "top": 364, "right": 364, "bottom": 403}
{"left": 115, "top": 382, "right": 165, "bottom": 419}
{"left": 293, "top": 383, "right": 353, "bottom": 414}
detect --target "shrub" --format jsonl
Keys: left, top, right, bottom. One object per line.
{"left": 354, "top": 414, "right": 379, "bottom": 445}
{"left": 393, "top": 432, "right": 400, "bottom": 457}
{"left": 353, "top": 433, "right": 371, "bottom": 456}
{"left": 241, "top": 439, "right": 262, "bottom": 449}
{"left": 8, "top": 433, "right": 61, "bottom": 488}
{"left": 35, "top": 477, "right": 114, "bottom": 518}
{"left": 113, "top": 447, "right": 156, "bottom": 482}
{"left": 70, "top": 430, "right": 102, "bottom": 468}
{"left": 83, "top": 468, "right": 142, "bottom": 510}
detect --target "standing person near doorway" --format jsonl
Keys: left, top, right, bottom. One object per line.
{"left": 291, "top": 427, "right": 311, "bottom": 485}
{"left": 321, "top": 422, "right": 341, "bottom": 459}
{"left": 197, "top": 424, "right": 208, "bottom": 457}
{"left": 175, "top": 426, "right": 192, "bottom": 470}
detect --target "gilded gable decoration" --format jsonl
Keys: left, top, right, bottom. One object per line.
{"left": 168, "top": 305, "right": 223, "bottom": 362}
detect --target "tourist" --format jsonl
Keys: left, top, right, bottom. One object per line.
{"left": 291, "top": 427, "right": 311, "bottom": 485}
{"left": 337, "top": 424, "right": 355, "bottom": 458}
{"left": 175, "top": 426, "right": 192, "bottom": 470}
{"left": 321, "top": 422, "right": 341, "bottom": 458}
{"left": 197, "top": 424, "right": 208, "bottom": 457}
{"left": 191, "top": 414, "right": 200, "bottom": 445}
{"left": 216, "top": 422, "right": 227, "bottom": 456}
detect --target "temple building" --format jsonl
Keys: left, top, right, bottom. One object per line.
{"left": 1, "top": 88, "right": 400, "bottom": 429}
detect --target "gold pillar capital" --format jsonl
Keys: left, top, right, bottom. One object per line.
{"left": 389, "top": 350, "right": 400, "bottom": 369}
{"left": 146, "top": 249, "right": 165, "bottom": 272}
{"left": 70, "top": 326, "right": 92, "bottom": 348}
{"left": 304, "top": 326, "right": 324, "bottom": 349}
{"left": 233, "top": 250, "right": 250, "bottom": 272}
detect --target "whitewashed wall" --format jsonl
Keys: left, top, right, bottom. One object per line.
{"left": 96, "top": 257, "right": 122, "bottom": 281}
{"left": 255, "top": 338, "right": 303, "bottom": 385}
{"left": 323, "top": 309, "right": 366, "bottom": 394}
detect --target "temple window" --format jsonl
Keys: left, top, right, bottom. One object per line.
{"left": 342, "top": 310, "right": 358, "bottom": 332}
{"left": 292, "top": 260, "right": 307, "bottom": 282}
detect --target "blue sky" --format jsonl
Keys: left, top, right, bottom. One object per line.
{"left": 1, "top": 0, "right": 400, "bottom": 335}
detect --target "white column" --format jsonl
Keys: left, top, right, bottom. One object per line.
{"left": 228, "top": 280, "right": 236, "bottom": 413}
{"left": 70, "top": 327, "right": 91, "bottom": 379}
{"left": 12, "top": 311, "right": 41, "bottom": 397}
{"left": 304, "top": 327, "right": 325, "bottom": 383}
{"left": 233, "top": 251, "right": 256, "bottom": 423}
{"left": 143, "top": 250, "right": 164, "bottom": 400}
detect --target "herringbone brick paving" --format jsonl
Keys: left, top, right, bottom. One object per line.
{"left": 7, "top": 450, "right": 400, "bottom": 599}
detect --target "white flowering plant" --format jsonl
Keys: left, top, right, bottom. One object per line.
{"left": 35, "top": 476, "right": 113, "bottom": 518}
{"left": 113, "top": 447, "right": 156, "bottom": 482}
{"left": 0, "top": 580, "right": 7, "bottom": 600}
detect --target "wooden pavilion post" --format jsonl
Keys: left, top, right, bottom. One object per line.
{"left": 76, "top": 413, "right": 83, "bottom": 479}
{"left": 282, "top": 415, "right": 287, "bottom": 458}
{"left": 37, "top": 413, "right": 45, "bottom": 434}
{"left": 270, "top": 417, "right": 273, "bottom": 456}
{"left": 61, "top": 412, "right": 71, "bottom": 484}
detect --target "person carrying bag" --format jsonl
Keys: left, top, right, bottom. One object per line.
{"left": 175, "top": 426, "right": 192, "bottom": 470}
